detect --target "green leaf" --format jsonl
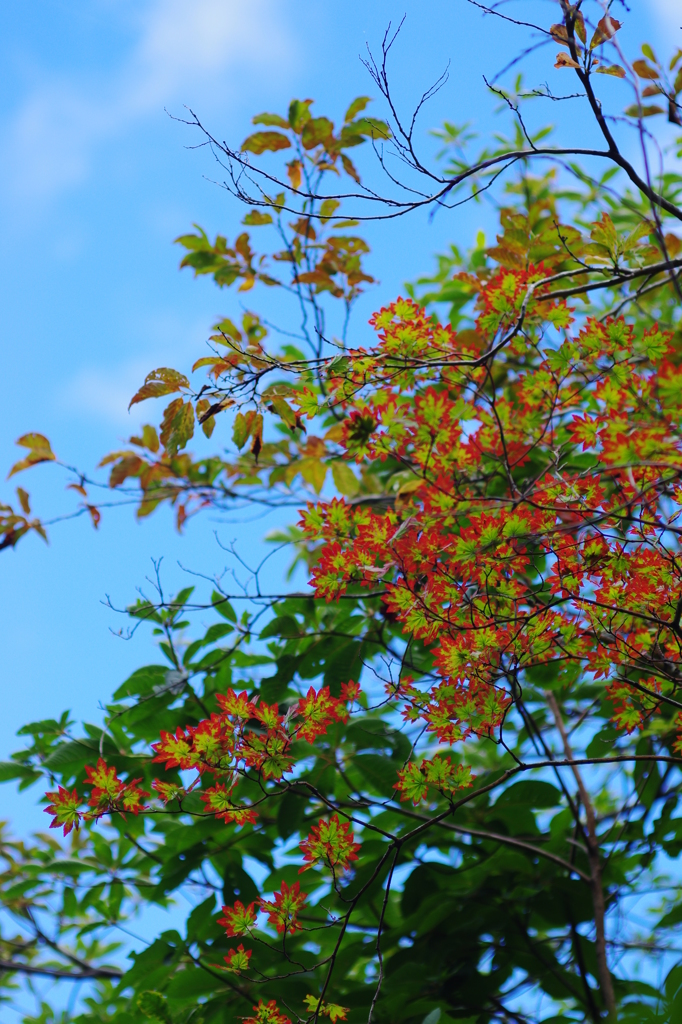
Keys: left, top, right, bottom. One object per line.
{"left": 252, "top": 112, "right": 289, "bottom": 128}
{"left": 212, "top": 591, "right": 237, "bottom": 622}
{"left": 301, "top": 117, "right": 334, "bottom": 150}
{"left": 624, "top": 104, "right": 666, "bottom": 118}
{"left": 160, "top": 398, "right": 194, "bottom": 456}
{"left": 270, "top": 395, "right": 297, "bottom": 428}
{"left": 242, "top": 210, "right": 274, "bottom": 225}
{"left": 288, "top": 99, "right": 312, "bottom": 131}
{"left": 344, "top": 96, "right": 371, "bottom": 122}
{"left": 319, "top": 199, "right": 341, "bottom": 221}
{"left": 138, "top": 991, "right": 173, "bottom": 1024}
{"left": 0, "top": 761, "right": 40, "bottom": 783}
{"left": 232, "top": 411, "right": 255, "bottom": 450}
{"left": 354, "top": 754, "right": 399, "bottom": 796}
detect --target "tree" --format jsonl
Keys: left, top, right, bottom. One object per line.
{"left": 4, "top": 3, "right": 682, "bottom": 1022}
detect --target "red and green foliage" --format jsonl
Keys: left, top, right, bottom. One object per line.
{"left": 6, "top": 5, "right": 682, "bottom": 1024}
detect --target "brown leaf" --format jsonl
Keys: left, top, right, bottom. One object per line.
{"left": 555, "top": 51, "right": 581, "bottom": 70}
{"left": 632, "top": 59, "right": 659, "bottom": 80}
{"left": 550, "top": 23, "right": 569, "bottom": 44}
{"left": 198, "top": 396, "right": 234, "bottom": 424}
{"left": 296, "top": 270, "right": 335, "bottom": 287}
{"left": 109, "top": 455, "right": 143, "bottom": 488}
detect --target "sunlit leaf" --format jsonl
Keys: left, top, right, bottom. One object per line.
{"left": 128, "top": 368, "right": 189, "bottom": 410}
{"left": 252, "top": 112, "right": 289, "bottom": 128}
{"left": 594, "top": 64, "right": 626, "bottom": 78}
{"left": 242, "top": 211, "right": 274, "bottom": 226}
{"left": 241, "top": 131, "right": 291, "bottom": 155}
{"left": 344, "top": 96, "right": 371, "bottom": 122}
{"left": 589, "top": 15, "right": 621, "bottom": 49}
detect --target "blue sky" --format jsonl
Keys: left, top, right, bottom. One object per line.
{"left": 1, "top": 0, "right": 679, "bottom": 842}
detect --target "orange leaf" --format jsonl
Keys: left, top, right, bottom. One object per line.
{"left": 590, "top": 15, "right": 622, "bottom": 49}
{"left": 287, "top": 160, "right": 302, "bottom": 191}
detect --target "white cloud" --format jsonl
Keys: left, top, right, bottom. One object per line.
{"left": 3, "top": 0, "right": 293, "bottom": 200}
{"left": 63, "top": 361, "right": 152, "bottom": 428}
{"left": 650, "top": 0, "right": 682, "bottom": 35}
{"left": 60, "top": 310, "right": 212, "bottom": 427}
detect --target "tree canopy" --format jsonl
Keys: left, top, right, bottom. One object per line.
{"left": 4, "top": 4, "right": 682, "bottom": 1023}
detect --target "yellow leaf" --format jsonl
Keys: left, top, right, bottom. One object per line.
{"left": 574, "top": 11, "right": 586, "bottom": 43}
{"left": 594, "top": 64, "right": 626, "bottom": 78}
{"left": 8, "top": 434, "right": 56, "bottom": 477}
{"left": 397, "top": 477, "right": 425, "bottom": 497}
{"left": 299, "top": 457, "right": 327, "bottom": 493}
{"left": 331, "top": 461, "right": 359, "bottom": 497}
